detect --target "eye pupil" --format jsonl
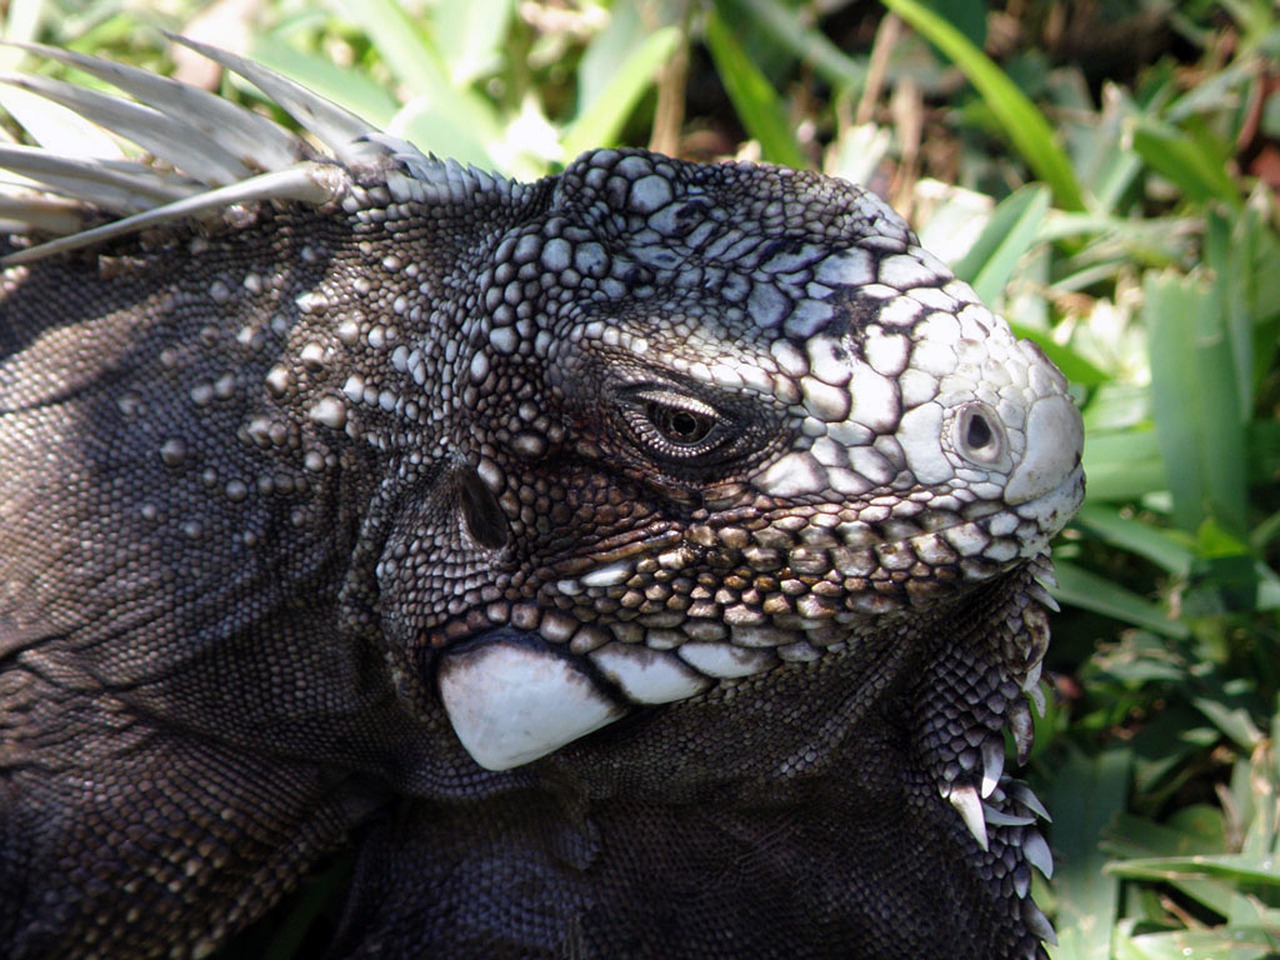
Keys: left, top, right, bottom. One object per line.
{"left": 966, "top": 413, "right": 993, "bottom": 450}
{"left": 648, "top": 402, "right": 714, "bottom": 445}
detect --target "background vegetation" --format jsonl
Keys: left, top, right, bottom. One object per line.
{"left": 2, "top": 1, "right": 1277, "bottom": 957}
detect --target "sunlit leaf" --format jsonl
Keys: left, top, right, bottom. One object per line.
{"left": 1129, "top": 115, "right": 1244, "bottom": 211}
{"left": 1045, "top": 746, "right": 1131, "bottom": 960}
{"left": 702, "top": 11, "right": 806, "bottom": 169}
{"left": 1052, "top": 562, "right": 1189, "bottom": 637}
{"left": 1080, "top": 429, "right": 1169, "bottom": 504}
{"left": 435, "top": 0, "right": 515, "bottom": 87}
{"left": 325, "top": 0, "right": 446, "bottom": 98}
{"left": 717, "top": 0, "right": 867, "bottom": 90}
{"left": 1108, "top": 853, "right": 1280, "bottom": 886}
{"left": 953, "top": 183, "right": 1050, "bottom": 303}
{"left": 1072, "top": 505, "right": 1194, "bottom": 578}
{"left": 561, "top": 26, "right": 681, "bottom": 159}
{"left": 1145, "top": 271, "right": 1249, "bottom": 535}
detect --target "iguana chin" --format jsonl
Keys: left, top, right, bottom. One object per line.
{"left": 0, "top": 37, "right": 1083, "bottom": 960}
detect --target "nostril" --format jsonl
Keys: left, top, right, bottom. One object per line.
{"left": 955, "top": 402, "right": 1005, "bottom": 465}
{"left": 965, "top": 412, "right": 994, "bottom": 451}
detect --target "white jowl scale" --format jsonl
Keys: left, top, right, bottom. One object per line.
{"left": 438, "top": 638, "right": 624, "bottom": 771}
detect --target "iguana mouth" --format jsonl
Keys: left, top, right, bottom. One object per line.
{"left": 436, "top": 618, "right": 829, "bottom": 772}
{"left": 436, "top": 628, "right": 631, "bottom": 771}
{"left": 429, "top": 453, "right": 1082, "bottom": 775}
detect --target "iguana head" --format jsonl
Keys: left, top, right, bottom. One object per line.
{"left": 364, "top": 148, "right": 1084, "bottom": 770}
{"left": 1, "top": 39, "right": 1083, "bottom": 959}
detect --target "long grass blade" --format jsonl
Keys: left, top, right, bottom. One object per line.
{"left": 881, "top": 0, "right": 1086, "bottom": 212}
{"left": 1145, "top": 270, "right": 1248, "bottom": 535}
{"left": 953, "top": 183, "right": 1051, "bottom": 303}
{"left": 702, "top": 11, "right": 807, "bottom": 170}
{"left": 561, "top": 27, "right": 680, "bottom": 160}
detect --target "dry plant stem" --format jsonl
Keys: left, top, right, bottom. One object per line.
{"left": 856, "top": 11, "right": 900, "bottom": 126}
{"left": 650, "top": 28, "right": 688, "bottom": 157}
{"left": 888, "top": 74, "right": 922, "bottom": 218}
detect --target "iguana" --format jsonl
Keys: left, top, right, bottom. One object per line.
{"left": 0, "top": 38, "right": 1085, "bottom": 959}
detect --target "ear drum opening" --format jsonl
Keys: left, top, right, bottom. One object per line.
{"left": 458, "top": 468, "right": 510, "bottom": 551}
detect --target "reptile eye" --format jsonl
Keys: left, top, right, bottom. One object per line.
{"left": 459, "top": 468, "right": 509, "bottom": 550}
{"left": 646, "top": 402, "right": 716, "bottom": 446}
{"left": 619, "top": 388, "right": 729, "bottom": 464}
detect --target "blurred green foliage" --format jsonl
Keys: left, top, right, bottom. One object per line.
{"left": 3, "top": 1, "right": 1278, "bottom": 955}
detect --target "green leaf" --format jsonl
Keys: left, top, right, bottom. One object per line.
{"left": 1105, "top": 809, "right": 1236, "bottom": 917}
{"left": 1045, "top": 745, "right": 1131, "bottom": 960}
{"left": 717, "top": 0, "right": 867, "bottom": 91}
{"left": 880, "top": 0, "right": 1086, "bottom": 211}
{"left": 1052, "top": 562, "right": 1189, "bottom": 638}
{"left": 1008, "top": 324, "right": 1108, "bottom": 389}
{"left": 1190, "top": 695, "right": 1264, "bottom": 751}
{"left": 1107, "top": 853, "right": 1280, "bottom": 886}
{"left": 953, "top": 183, "right": 1051, "bottom": 304}
{"left": 325, "top": 0, "right": 447, "bottom": 98}
{"left": 1115, "top": 927, "right": 1280, "bottom": 960}
{"left": 1080, "top": 429, "right": 1169, "bottom": 504}
{"left": 435, "top": 0, "right": 515, "bottom": 87}
{"left": 1129, "top": 115, "right": 1244, "bottom": 211}
{"left": 316, "top": 0, "right": 505, "bottom": 168}
{"left": 1, "top": 0, "right": 46, "bottom": 47}
{"left": 561, "top": 26, "right": 681, "bottom": 160}
{"left": 702, "top": 11, "right": 807, "bottom": 169}
{"left": 1077, "top": 82, "right": 1144, "bottom": 215}
{"left": 1145, "top": 270, "right": 1249, "bottom": 535}
{"left": 394, "top": 96, "right": 502, "bottom": 171}
{"left": 919, "top": 0, "right": 985, "bottom": 48}
{"left": 1072, "top": 505, "right": 1195, "bottom": 578}
{"left": 248, "top": 37, "right": 400, "bottom": 130}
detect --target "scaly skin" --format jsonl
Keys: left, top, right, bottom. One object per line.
{"left": 0, "top": 41, "right": 1083, "bottom": 959}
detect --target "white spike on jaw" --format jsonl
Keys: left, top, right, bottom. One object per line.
{"left": 1010, "top": 781, "right": 1052, "bottom": 823}
{"left": 1026, "top": 580, "right": 1061, "bottom": 613}
{"left": 980, "top": 803, "right": 1036, "bottom": 828}
{"left": 947, "top": 783, "right": 989, "bottom": 851}
{"left": 1022, "top": 901, "right": 1058, "bottom": 947}
{"left": 1009, "top": 698, "right": 1036, "bottom": 765}
{"left": 1022, "top": 830, "right": 1054, "bottom": 879}
{"left": 980, "top": 738, "right": 1005, "bottom": 799}
{"left": 438, "top": 637, "right": 626, "bottom": 771}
